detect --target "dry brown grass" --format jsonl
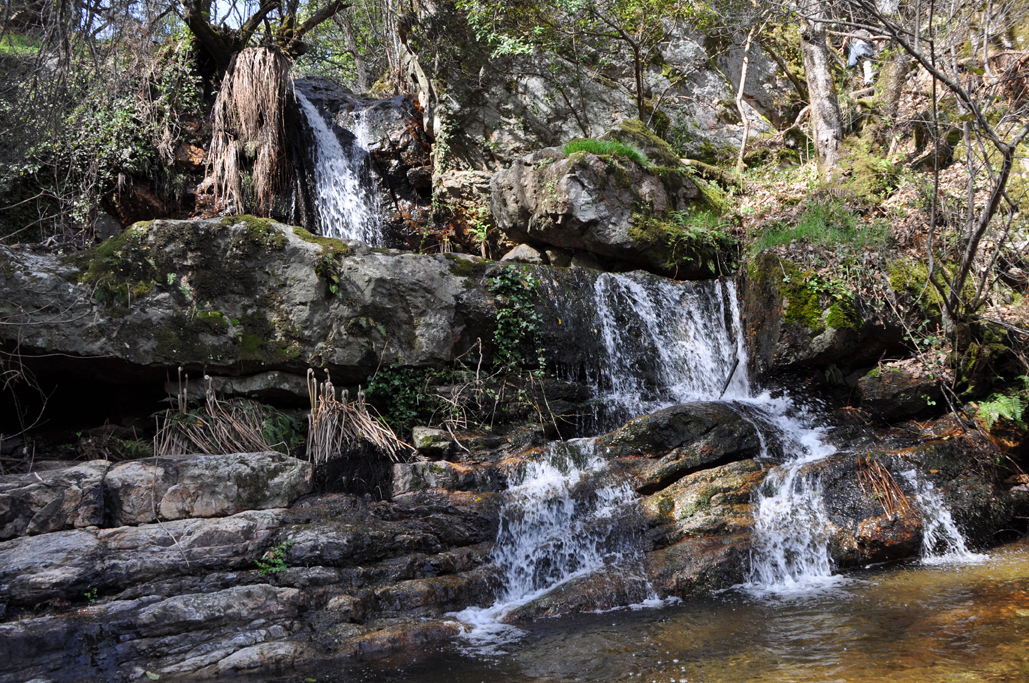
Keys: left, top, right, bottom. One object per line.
{"left": 306, "top": 369, "right": 409, "bottom": 466}
{"left": 208, "top": 46, "right": 291, "bottom": 216}
{"left": 154, "top": 371, "right": 277, "bottom": 457}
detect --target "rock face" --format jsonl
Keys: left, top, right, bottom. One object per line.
{"left": 292, "top": 77, "right": 433, "bottom": 244}
{"left": 856, "top": 358, "right": 945, "bottom": 421}
{"left": 596, "top": 402, "right": 764, "bottom": 493}
{"left": 0, "top": 461, "right": 108, "bottom": 540}
{"left": 742, "top": 252, "right": 906, "bottom": 379}
{"left": 104, "top": 452, "right": 312, "bottom": 526}
{"left": 0, "top": 449, "right": 502, "bottom": 683}
{"left": 491, "top": 125, "right": 731, "bottom": 278}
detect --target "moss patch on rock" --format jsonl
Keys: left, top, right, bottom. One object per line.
{"left": 601, "top": 118, "right": 681, "bottom": 167}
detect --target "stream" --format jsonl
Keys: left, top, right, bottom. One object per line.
{"left": 277, "top": 541, "right": 1028, "bottom": 682}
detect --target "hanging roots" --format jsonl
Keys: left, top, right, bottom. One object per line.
{"left": 856, "top": 454, "right": 911, "bottom": 517}
{"left": 154, "top": 370, "right": 279, "bottom": 457}
{"left": 208, "top": 45, "right": 291, "bottom": 215}
{"left": 306, "top": 368, "right": 409, "bottom": 466}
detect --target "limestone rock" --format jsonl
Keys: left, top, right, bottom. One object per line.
{"left": 0, "top": 460, "right": 108, "bottom": 540}
{"left": 596, "top": 402, "right": 763, "bottom": 493}
{"left": 0, "top": 218, "right": 496, "bottom": 389}
{"left": 411, "top": 426, "right": 451, "bottom": 459}
{"left": 641, "top": 459, "right": 766, "bottom": 542}
{"left": 742, "top": 252, "right": 906, "bottom": 377}
{"left": 491, "top": 142, "right": 726, "bottom": 278}
{"left": 392, "top": 461, "right": 497, "bottom": 497}
{"left": 104, "top": 452, "right": 312, "bottom": 526}
{"left": 500, "top": 243, "right": 544, "bottom": 264}
{"left": 0, "top": 509, "right": 286, "bottom": 606}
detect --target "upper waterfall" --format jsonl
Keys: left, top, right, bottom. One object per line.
{"left": 296, "top": 91, "right": 382, "bottom": 245}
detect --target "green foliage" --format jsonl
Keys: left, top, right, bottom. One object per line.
{"left": 255, "top": 541, "right": 296, "bottom": 575}
{"left": 486, "top": 266, "right": 545, "bottom": 371}
{"left": 292, "top": 226, "right": 354, "bottom": 297}
{"left": 751, "top": 202, "right": 890, "bottom": 254}
{"left": 978, "top": 394, "right": 1025, "bottom": 430}
{"left": 84, "top": 587, "right": 99, "bottom": 604}
{"left": 1, "top": 35, "right": 204, "bottom": 240}
{"left": 564, "top": 138, "right": 649, "bottom": 167}
{"left": 366, "top": 365, "right": 438, "bottom": 435}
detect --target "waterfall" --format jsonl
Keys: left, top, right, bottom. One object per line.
{"left": 542, "top": 273, "right": 750, "bottom": 429}
{"left": 900, "top": 470, "right": 985, "bottom": 564}
{"left": 452, "top": 439, "right": 650, "bottom": 648}
{"left": 296, "top": 92, "right": 382, "bottom": 245}
{"left": 460, "top": 269, "right": 980, "bottom": 626}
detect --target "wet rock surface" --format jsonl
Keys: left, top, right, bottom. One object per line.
{"left": 0, "top": 449, "right": 503, "bottom": 683}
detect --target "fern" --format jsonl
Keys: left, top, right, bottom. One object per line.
{"left": 978, "top": 394, "right": 1025, "bottom": 429}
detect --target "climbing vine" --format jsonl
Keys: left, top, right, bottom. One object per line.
{"left": 486, "top": 266, "right": 545, "bottom": 372}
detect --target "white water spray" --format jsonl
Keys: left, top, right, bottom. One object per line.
{"left": 296, "top": 92, "right": 382, "bottom": 245}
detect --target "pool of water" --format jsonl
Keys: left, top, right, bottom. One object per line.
{"left": 311, "top": 538, "right": 1029, "bottom": 683}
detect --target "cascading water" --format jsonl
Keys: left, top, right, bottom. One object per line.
{"left": 901, "top": 469, "right": 985, "bottom": 564}
{"left": 452, "top": 440, "right": 650, "bottom": 648}
{"left": 541, "top": 273, "right": 750, "bottom": 427}
{"left": 296, "top": 92, "right": 382, "bottom": 245}
{"left": 459, "top": 268, "right": 979, "bottom": 635}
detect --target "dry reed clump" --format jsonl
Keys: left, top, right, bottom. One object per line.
{"left": 154, "top": 371, "right": 281, "bottom": 457}
{"left": 856, "top": 454, "right": 911, "bottom": 517}
{"left": 306, "top": 368, "right": 409, "bottom": 465}
{"left": 208, "top": 46, "right": 291, "bottom": 216}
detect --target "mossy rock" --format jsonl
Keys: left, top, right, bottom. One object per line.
{"left": 601, "top": 119, "right": 682, "bottom": 167}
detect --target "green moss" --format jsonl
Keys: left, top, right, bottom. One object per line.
{"left": 221, "top": 215, "right": 288, "bottom": 250}
{"left": 235, "top": 311, "right": 299, "bottom": 363}
{"left": 563, "top": 138, "right": 649, "bottom": 167}
{"left": 774, "top": 260, "right": 824, "bottom": 331}
{"left": 601, "top": 118, "right": 681, "bottom": 167}
{"left": 694, "top": 177, "right": 728, "bottom": 215}
{"left": 629, "top": 208, "right": 737, "bottom": 276}
{"left": 886, "top": 257, "right": 975, "bottom": 319}
{"left": 153, "top": 314, "right": 221, "bottom": 360}
{"left": 825, "top": 300, "right": 860, "bottom": 330}
{"left": 837, "top": 132, "right": 898, "bottom": 200}
{"left": 71, "top": 222, "right": 161, "bottom": 307}
{"left": 445, "top": 253, "right": 488, "bottom": 279}
{"left": 291, "top": 225, "right": 352, "bottom": 257}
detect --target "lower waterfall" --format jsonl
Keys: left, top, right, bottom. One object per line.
{"left": 452, "top": 439, "right": 654, "bottom": 648}
{"left": 457, "top": 270, "right": 981, "bottom": 640}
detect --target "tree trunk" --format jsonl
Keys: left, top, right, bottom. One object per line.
{"left": 799, "top": 1, "right": 843, "bottom": 178}
{"left": 736, "top": 24, "right": 758, "bottom": 176}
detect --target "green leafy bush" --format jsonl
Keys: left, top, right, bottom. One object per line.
{"left": 486, "top": 267, "right": 545, "bottom": 371}
{"left": 563, "top": 139, "right": 649, "bottom": 167}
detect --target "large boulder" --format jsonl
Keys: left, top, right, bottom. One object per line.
{"left": 0, "top": 460, "right": 108, "bottom": 540}
{"left": 596, "top": 402, "right": 764, "bottom": 493}
{"left": 855, "top": 358, "right": 945, "bottom": 421}
{"left": 0, "top": 509, "right": 285, "bottom": 606}
{"left": 491, "top": 125, "right": 731, "bottom": 278}
{"left": 104, "top": 452, "right": 312, "bottom": 526}
{"left": 0, "top": 218, "right": 496, "bottom": 412}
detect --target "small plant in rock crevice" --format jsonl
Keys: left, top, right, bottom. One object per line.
{"left": 255, "top": 540, "right": 296, "bottom": 575}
